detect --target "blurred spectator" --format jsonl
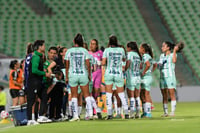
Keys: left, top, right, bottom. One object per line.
{"left": 0, "top": 85, "right": 6, "bottom": 113}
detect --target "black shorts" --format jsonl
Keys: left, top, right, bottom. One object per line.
{"left": 10, "top": 89, "right": 19, "bottom": 98}
{"left": 19, "top": 90, "right": 25, "bottom": 97}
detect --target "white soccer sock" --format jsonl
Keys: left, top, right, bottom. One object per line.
{"left": 71, "top": 98, "right": 78, "bottom": 118}
{"left": 78, "top": 106, "right": 82, "bottom": 116}
{"left": 118, "top": 92, "right": 129, "bottom": 115}
{"left": 68, "top": 101, "right": 72, "bottom": 116}
{"left": 106, "top": 92, "right": 113, "bottom": 116}
{"left": 163, "top": 103, "right": 168, "bottom": 114}
{"left": 142, "top": 103, "right": 146, "bottom": 113}
{"left": 146, "top": 102, "right": 151, "bottom": 114}
{"left": 113, "top": 96, "right": 118, "bottom": 114}
{"left": 130, "top": 97, "right": 135, "bottom": 116}
{"left": 117, "top": 107, "right": 121, "bottom": 115}
{"left": 32, "top": 113, "right": 35, "bottom": 120}
{"left": 90, "top": 96, "right": 97, "bottom": 110}
{"left": 135, "top": 97, "right": 141, "bottom": 114}
{"left": 171, "top": 100, "right": 176, "bottom": 114}
{"left": 85, "top": 96, "right": 93, "bottom": 117}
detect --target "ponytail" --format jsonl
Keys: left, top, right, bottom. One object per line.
{"left": 176, "top": 41, "right": 185, "bottom": 52}
{"left": 74, "top": 33, "right": 84, "bottom": 47}
{"left": 127, "top": 41, "right": 142, "bottom": 60}
{"left": 164, "top": 41, "right": 184, "bottom": 52}
{"left": 141, "top": 43, "right": 153, "bottom": 58}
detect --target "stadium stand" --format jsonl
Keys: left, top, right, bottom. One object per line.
{"left": 0, "top": 0, "right": 171, "bottom": 86}
{"left": 154, "top": 0, "right": 200, "bottom": 79}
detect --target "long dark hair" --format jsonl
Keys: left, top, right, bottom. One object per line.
{"left": 164, "top": 41, "right": 184, "bottom": 53}
{"left": 141, "top": 43, "right": 153, "bottom": 58}
{"left": 91, "top": 39, "right": 99, "bottom": 52}
{"left": 74, "top": 33, "right": 84, "bottom": 47}
{"left": 9, "top": 60, "right": 18, "bottom": 69}
{"left": 26, "top": 43, "right": 34, "bottom": 55}
{"left": 33, "top": 40, "right": 45, "bottom": 50}
{"left": 127, "top": 41, "right": 142, "bottom": 60}
{"left": 58, "top": 47, "right": 67, "bottom": 59}
{"left": 108, "top": 35, "right": 118, "bottom": 47}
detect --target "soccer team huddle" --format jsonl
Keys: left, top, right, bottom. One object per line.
{"left": 8, "top": 33, "right": 184, "bottom": 125}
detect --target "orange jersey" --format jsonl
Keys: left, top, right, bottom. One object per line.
{"left": 9, "top": 69, "right": 21, "bottom": 90}
{"left": 17, "top": 69, "right": 24, "bottom": 85}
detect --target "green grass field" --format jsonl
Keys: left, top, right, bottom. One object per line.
{"left": 1, "top": 102, "right": 200, "bottom": 133}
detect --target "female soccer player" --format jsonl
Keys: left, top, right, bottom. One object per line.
{"left": 139, "top": 43, "right": 155, "bottom": 118}
{"left": 125, "top": 41, "right": 142, "bottom": 118}
{"left": 65, "top": 33, "right": 93, "bottom": 121}
{"left": 158, "top": 41, "right": 184, "bottom": 117}
{"left": 88, "top": 39, "right": 103, "bottom": 110}
{"left": 102, "top": 35, "right": 129, "bottom": 120}
{"left": 9, "top": 60, "right": 23, "bottom": 106}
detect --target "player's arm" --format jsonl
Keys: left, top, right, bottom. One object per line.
{"left": 125, "top": 60, "right": 130, "bottom": 71}
{"left": 47, "top": 61, "right": 56, "bottom": 74}
{"left": 172, "top": 46, "right": 178, "bottom": 63}
{"left": 65, "top": 60, "right": 69, "bottom": 84}
{"left": 86, "top": 59, "right": 91, "bottom": 81}
{"left": 142, "top": 61, "right": 150, "bottom": 76}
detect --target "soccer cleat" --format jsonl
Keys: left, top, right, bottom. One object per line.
{"left": 85, "top": 116, "right": 94, "bottom": 120}
{"left": 130, "top": 114, "right": 135, "bottom": 119}
{"left": 105, "top": 115, "right": 113, "bottom": 120}
{"left": 125, "top": 114, "right": 129, "bottom": 119}
{"left": 135, "top": 113, "right": 140, "bottom": 119}
{"left": 27, "top": 120, "right": 39, "bottom": 126}
{"left": 93, "top": 115, "right": 98, "bottom": 119}
{"left": 37, "top": 116, "right": 52, "bottom": 123}
{"left": 141, "top": 113, "right": 146, "bottom": 118}
{"left": 69, "top": 117, "right": 80, "bottom": 122}
{"left": 97, "top": 113, "right": 102, "bottom": 119}
{"left": 114, "top": 114, "right": 122, "bottom": 119}
{"left": 146, "top": 113, "right": 152, "bottom": 118}
{"left": 68, "top": 115, "right": 73, "bottom": 120}
{"left": 161, "top": 113, "right": 168, "bottom": 117}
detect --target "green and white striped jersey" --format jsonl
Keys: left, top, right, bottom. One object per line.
{"left": 64, "top": 47, "right": 90, "bottom": 76}
{"left": 159, "top": 53, "right": 176, "bottom": 78}
{"left": 89, "top": 53, "right": 96, "bottom": 77}
{"left": 126, "top": 51, "right": 141, "bottom": 77}
{"left": 141, "top": 53, "right": 153, "bottom": 76}
{"left": 103, "top": 47, "right": 126, "bottom": 76}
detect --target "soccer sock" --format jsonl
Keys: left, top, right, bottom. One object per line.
{"left": 90, "top": 96, "right": 97, "bottom": 110}
{"left": 106, "top": 92, "right": 113, "bottom": 116}
{"left": 113, "top": 96, "right": 117, "bottom": 114}
{"left": 71, "top": 98, "right": 78, "bottom": 118}
{"left": 85, "top": 96, "right": 93, "bottom": 117}
{"left": 117, "top": 107, "right": 121, "bottom": 115}
{"left": 135, "top": 97, "right": 140, "bottom": 114}
{"left": 142, "top": 103, "right": 146, "bottom": 113}
{"left": 146, "top": 102, "right": 151, "bottom": 114}
{"left": 68, "top": 101, "right": 72, "bottom": 116}
{"left": 163, "top": 103, "right": 168, "bottom": 114}
{"left": 171, "top": 100, "right": 176, "bottom": 114}
{"left": 78, "top": 106, "right": 82, "bottom": 116}
{"left": 118, "top": 92, "right": 129, "bottom": 115}
{"left": 130, "top": 97, "right": 135, "bottom": 116}
{"left": 32, "top": 113, "right": 35, "bottom": 120}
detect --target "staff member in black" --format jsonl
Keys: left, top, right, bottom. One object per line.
{"left": 26, "top": 40, "right": 51, "bottom": 125}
